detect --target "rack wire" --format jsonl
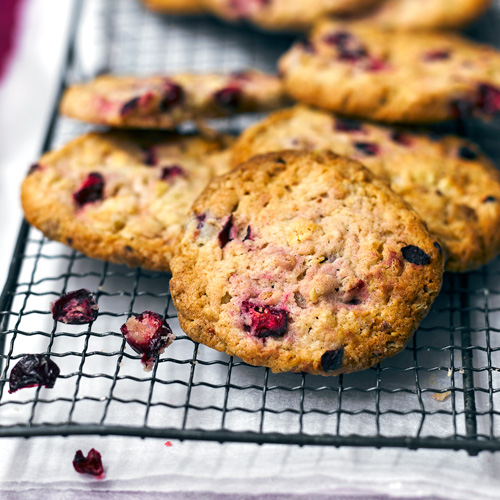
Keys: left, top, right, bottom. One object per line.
{"left": 1, "top": 0, "right": 500, "bottom": 456}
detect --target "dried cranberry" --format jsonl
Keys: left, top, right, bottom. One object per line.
{"left": 477, "top": 83, "right": 500, "bottom": 115}
{"left": 243, "top": 225, "right": 253, "bottom": 241}
{"left": 335, "top": 118, "right": 363, "bottom": 133}
{"left": 159, "top": 82, "right": 184, "bottom": 112}
{"left": 9, "top": 354, "right": 60, "bottom": 393}
{"left": 196, "top": 213, "right": 206, "bottom": 229}
{"left": 242, "top": 301, "right": 287, "bottom": 338}
{"left": 120, "top": 97, "right": 140, "bottom": 115}
{"left": 324, "top": 31, "right": 370, "bottom": 63}
{"left": 228, "top": 0, "right": 270, "bottom": 17}
{"left": 218, "top": 214, "right": 234, "bottom": 248}
{"left": 323, "top": 31, "right": 352, "bottom": 47}
{"left": 423, "top": 50, "right": 451, "bottom": 62}
{"left": 28, "top": 163, "right": 41, "bottom": 175}
{"left": 458, "top": 146, "right": 478, "bottom": 160}
{"left": 366, "top": 58, "right": 388, "bottom": 72}
{"left": 321, "top": 348, "right": 344, "bottom": 372}
{"left": 161, "top": 165, "right": 185, "bottom": 181}
{"left": 51, "top": 289, "right": 99, "bottom": 325}
{"left": 73, "top": 173, "right": 104, "bottom": 207}
{"left": 344, "top": 280, "right": 366, "bottom": 306}
{"left": 483, "top": 196, "right": 497, "bottom": 203}
{"left": 120, "top": 311, "right": 175, "bottom": 370}
{"left": 73, "top": 449, "right": 104, "bottom": 477}
{"left": 401, "top": 245, "right": 431, "bottom": 265}
{"left": 354, "top": 142, "right": 379, "bottom": 156}
{"left": 214, "top": 85, "right": 242, "bottom": 112}
{"left": 390, "top": 131, "right": 413, "bottom": 147}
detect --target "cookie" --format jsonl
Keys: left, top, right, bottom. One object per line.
{"left": 354, "top": 0, "right": 491, "bottom": 31}
{"left": 61, "top": 70, "right": 287, "bottom": 129}
{"left": 232, "top": 106, "right": 500, "bottom": 272}
{"left": 141, "top": 0, "right": 204, "bottom": 13}
{"left": 279, "top": 20, "right": 500, "bottom": 124}
{"left": 22, "top": 132, "right": 234, "bottom": 271}
{"left": 170, "top": 150, "right": 444, "bottom": 375}
{"left": 201, "top": 0, "right": 383, "bottom": 31}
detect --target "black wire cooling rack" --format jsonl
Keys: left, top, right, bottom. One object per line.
{"left": 1, "top": 0, "right": 500, "bottom": 456}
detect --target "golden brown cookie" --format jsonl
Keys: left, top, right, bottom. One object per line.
{"left": 22, "top": 132, "right": 234, "bottom": 271}
{"left": 232, "top": 106, "right": 500, "bottom": 272}
{"left": 141, "top": 0, "right": 204, "bottom": 13}
{"left": 61, "top": 70, "right": 286, "bottom": 129}
{"left": 353, "top": 0, "right": 491, "bottom": 31}
{"left": 170, "top": 150, "right": 444, "bottom": 375}
{"left": 279, "top": 20, "right": 500, "bottom": 124}
{"left": 201, "top": 0, "right": 383, "bottom": 31}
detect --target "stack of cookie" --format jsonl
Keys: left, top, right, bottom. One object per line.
{"left": 22, "top": 0, "right": 500, "bottom": 376}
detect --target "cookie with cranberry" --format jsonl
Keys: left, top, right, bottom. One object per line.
{"left": 201, "top": 0, "right": 383, "bottom": 31}
{"left": 279, "top": 20, "right": 500, "bottom": 124}
{"left": 141, "top": 0, "right": 204, "bottom": 14}
{"left": 22, "top": 132, "right": 234, "bottom": 271}
{"left": 60, "top": 70, "right": 287, "bottom": 129}
{"left": 231, "top": 106, "right": 500, "bottom": 272}
{"left": 170, "top": 150, "right": 444, "bottom": 376}
{"left": 355, "top": 0, "right": 491, "bottom": 31}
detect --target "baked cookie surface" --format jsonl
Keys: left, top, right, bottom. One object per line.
{"left": 231, "top": 106, "right": 500, "bottom": 272}
{"left": 22, "top": 132, "right": 233, "bottom": 271}
{"left": 61, "top": 70, "right": 286, "bottom": 129}
{"left": 201, "top": 0, "right": 383, "bottom": 31}
{"left": 355, "top": 0, "right": 491, "bottom": 31}
{"left": 141, "top": 0, "right": 204, "bottom": 13}
{"left": 279, "top": 21, "right": 500, "bottom": 124}
{"left": 170, "top": 150, "right": 444, "bottom": 375}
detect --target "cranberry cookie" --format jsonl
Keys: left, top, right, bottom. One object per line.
{"left": 170, "top": 151, "right": 444, "bottom": 375}
{"left": 279, "top": 20, "right": 500, "bottom": 123}
{"left": 231, "top": 106, "right": 500, "bottom": 272}
{"left": 22, "top": 132, "right": 233, "bottom": 271}
{"left": 355, "top": 0, "right": 491, "bottom": 31}
{"left": 201, "top": 0, "right": 383, "bottom": 31}
{"left": 61, "top": 70, "right": 286, "bottom": 129}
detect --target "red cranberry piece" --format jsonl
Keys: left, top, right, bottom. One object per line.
{"left": 242, "top": 301, "right": 288, "bottom": 338}
{"left": 120, "top": 311, "right": 175, "bottom": 370}
{"left": 321, "top": 347, "right": 344, "bottom": 372}
{"left": 51, "top": 289, "right": 99, "bottom": 325}
{"left": 228, "top": 0, "right": 270, "bottom": 17}
{"left": 243, "top": 225, "right": 253, "bottom": 241}
{"left": 483, "top": 196, "right": 497, "bottom": 203}
{"left": 354, "top": 142, "right": 379, "bottom": 156}
{"left": 344, "top": 279, "right": 366, "bottom": 306}
{"left": 323, "top": 31, "right": 368, "bottom": 63}
{"left": 214, "top": 85, "right": 242, "bottom": 112}
{"left": 458, "top": 146, "right": 478, "bottom": 160}
{"left": 401, "top": 245, "right": 431, "bottom": 265}
{"left": 159, "top": 82, "right": 184, "bottom": 112}
{"left": 28, "top": 163, "right": 41, "bottom": 175}
{"left": 73, "top": 449, "right": 105, "bottom": 478}
{"left": 9, "top": 354, "right": 60, "bottom": 393}
{"left": 218, "top": 214, "right": 234, "bottom": 248}
{"left": 73, "top": 172, "right": 104, "bottom": 207}
{"left": 335, "top": 118, "right": 363, "bottom": 133}
{"left": 120, "top": 96, "right": 141, "bottom": 115}
{"left": 391, "top": 131, "right": 413, "bottom": 147}
{"left": 477, "top": 83, "right": 500, "bottom": 115}
{"left": 423, "top": 50, "right": 451, "bottom": 62}
{"left": 366, "top": 58, "right": 388, "bottom": 72}
{"left": 161, "top": 165, "right": 185, "bottom": 181}
{"left": 196, "top": 213, "right": 206, "bottom": 229}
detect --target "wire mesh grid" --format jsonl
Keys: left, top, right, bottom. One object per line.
{"left": 1, "top": 0, "right": 500, "bottom": 455}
